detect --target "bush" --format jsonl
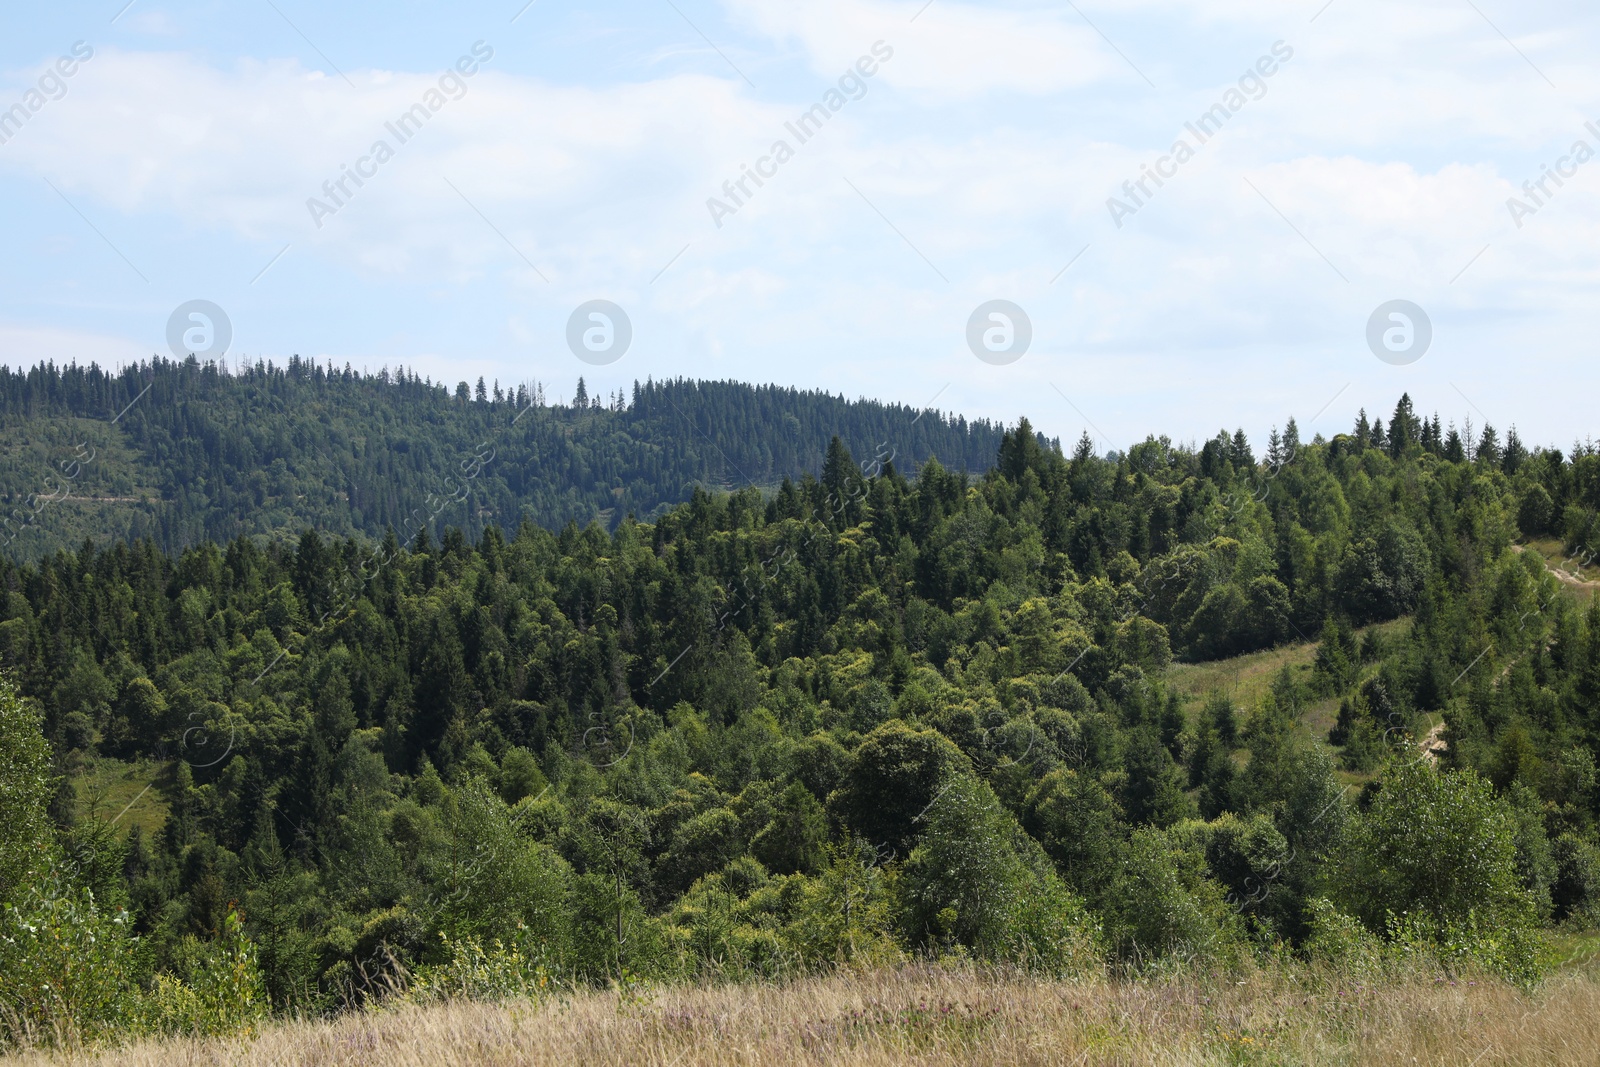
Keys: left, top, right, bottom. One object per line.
{"left": 1002, "top": 871, "right": 1102, "bottom": 976}
{"left": 0, "top": 871, "right": 142, "bottom": 1048}
{"left": 750, "top": 782, "right": 827, "bottom": 875}
{"left": 1303, "top": 897, "right": 1387, "bottom": 975}
{"left": 660, "top": 808, "right": 742, "bottom": 893}
{"left": 899, "top": 773, "right": 1102, "bottom": 973}
{"left": 1331, "top": 761, "right": 1545, "bottom": 984}
{"left": 780, "top": 837, "right": 902, "bottom": 971}
{"left": 434, "top": 778, "right": 571, "bottom": 956}
{"left": 138, "top": 907, "right": 268, "bottom": 1038}
{"left": 899, "top": 775, "right": 1034, "bottom": 957}
{"left": 0, "top": 679, "right": 51, "bottom": 911}
{"left": 1305, "top": 897, "right": 1544, "bottom": 987}
{"left": 1334, "top": 763, "right": 1531, "bottom": 930}
{"left": 1023, "top": 767, "right": 1122, "bottom": 904}
{"left": 1172, "top": 813, "right": 1290, "bottom": 936}
{"left": 1518, "top": 483, "right": 1555, "bottom": 536}
{"left": 1551, "top": 833, "right": 1600, "bottom": 926}
{"left": 1, "top": 870, "right": 272, "bottom": 1050}
{"left": 1102, "top": 826, "right": 1244, "bottom": 966}
{"left": 403, "top": 932, "right": 553, "bottom": 1004}
{"left": 1385, "top": 909, "right": 1545, "bottom": 988}
{"left": 831, "top": 721, "right": 970, "bottom": 856}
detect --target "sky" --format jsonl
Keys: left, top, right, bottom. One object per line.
{"left": 1, "top": 0, "right": 1597, "bottom": 455}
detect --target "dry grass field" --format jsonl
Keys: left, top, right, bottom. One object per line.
{"left": 12, "top": 957, "right": 1600, "bottom": 1067}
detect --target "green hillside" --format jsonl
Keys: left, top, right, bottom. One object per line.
{"left": 0, "top": 359, "right": 1014, "bottom": 559}
{"left": 4, "top": 391, "right": 1600, "bottom": 1048}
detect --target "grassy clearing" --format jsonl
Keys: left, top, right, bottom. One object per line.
{"left": 1164, "top": 618, "right": 1411, "bottom": 716}
{"left": 1299, "top": 696, "right": 1342, "bottom": 745}
{"left": 13, "top": 957, "right": 1600, "bottom": 1067}
{"left": 1164, "top": 618, "right": 1416, "bottom": 780}
{"left": 70, "top": 757, "right": 169, "bottom": 837}
{"left": 1165, "top": 641, "right": 1320, "bottom": 713}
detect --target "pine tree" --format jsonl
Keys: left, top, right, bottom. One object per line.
{"left": 1230, "top": 429, "right": 1253, "bottom": 467}
{"left": 1072, "top": 431, "right": 1096, "bottom": 465}
{"left": 1503, "top": 427, "right": 1528, "bottom": 474}
{"left": 1477, "top": 424, "right": 1501, "bottom": 466}
{"left": 1388, "top": 394, "right": 1418, "bottom": 457}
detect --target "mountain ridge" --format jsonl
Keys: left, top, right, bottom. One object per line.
{"left": 0, "top": 358, "right": 1028, "bottom": 559}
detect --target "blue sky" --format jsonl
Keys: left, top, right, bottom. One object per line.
{"left": 2, "top": 0, "right": 1598, "bottom": 453}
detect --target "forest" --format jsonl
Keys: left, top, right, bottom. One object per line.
{"left": 0, "top": 359, "right": 1010, "bottom": 559}
{"left": 2, "top": 390, "right": 1600, "bottom": 1049}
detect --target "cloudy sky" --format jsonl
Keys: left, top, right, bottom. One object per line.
{"left": 2, "top": 0, "right": 1596, "bottom": 453}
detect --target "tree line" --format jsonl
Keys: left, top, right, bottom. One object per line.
{"left": 0, "top": 359, "right": 1013, "bottom": 560}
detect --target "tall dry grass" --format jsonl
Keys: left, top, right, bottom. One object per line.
{"left": 9, "top": 959, "right": 1600, "bottom": 1067}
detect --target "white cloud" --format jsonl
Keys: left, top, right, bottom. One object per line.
{"left": 2, "top": 48, "right": 775, "bottom": 282}
{"left": 724, "top": 0, "right": 1123, "bottom": 97}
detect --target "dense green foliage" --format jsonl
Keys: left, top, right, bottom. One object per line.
{"left": 0, "top": 359, "right": 1010, "bottom": 559}
{"left": 3, "top": 390, "right": 1600, "bottom": 1045}
{"left": 0, "top": 682, "right": 51, "bottom": 909}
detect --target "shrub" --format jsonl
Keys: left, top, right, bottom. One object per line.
{"left": 0, "top": 870, "right": 142, "bottom": 1048}
{"left": 660, "top": 808, "right": 742, "bottom": 893}
{"left": 1331, "top": 761, "right": 1545, "bottom": 983}
{"left": 1303, "top": 897, "right": 1386, "bottom": 975}
{"left": 900, "top": 775, "right": 1035, "bottom": 957}
{"left": 1101, "top": 826, "right": 1244, "bottom": 966}
{"left": 780, "top": 837, "right": 902, "bottom": 971}
{"left": 404, "top": 931, "right": 553, "bottom": 1004}
{"left": 830, "top": 721, "right": 969, "bottom": 856}
{"left": 916, "top": 776, "right": 1106, "bottom": 983}
{"left": 1551, "top": 833, "right": 1600, "bottom": 926}
{"left": 138, "top": 907, "right": 268, "bottom": 1038}
{"left": 0, "top": 679, "right": 51, "bottom": 912}
{"left": 1003, "top": 870, "right": 1102, "bottom": 976}
{"left": 434, "top": 778, "right": 571, "bottom": 957}
{"left": 1385, "top": 908, "right": 1545, "bottom": 988}
{"left": 1334, "top": 763, "right": 1531, "bottom": 930}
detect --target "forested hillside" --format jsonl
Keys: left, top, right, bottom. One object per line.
{"left": 2, "top": 393, "right": 1600, "bottom": 1048}
{"left": 0, "top": 359, "right": 1010, "bottom": 559}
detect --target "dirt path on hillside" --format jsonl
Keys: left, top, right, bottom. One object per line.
{"left": 1512, "top": 544, "right": 1600, "bottom": 589}
{"left": 1420, "top": 720, "right": 1447, "bottom": 764}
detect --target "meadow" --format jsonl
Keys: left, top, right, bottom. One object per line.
{"left": 11, "top": 955, "right": 1600, "bottom": 1067}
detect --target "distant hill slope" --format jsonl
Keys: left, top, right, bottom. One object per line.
{"left": 0, "top": 358, "right": 1019, "bottom": 558}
